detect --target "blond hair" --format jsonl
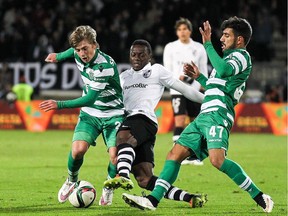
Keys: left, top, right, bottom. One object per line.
{"left": 69, "top": 25, "right": 97, "bottom": 48}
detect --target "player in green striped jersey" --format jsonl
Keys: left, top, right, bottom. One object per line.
{"left": 122, "top": 17, "right": 274, "bottom": 213}
{"left": 39, "top": 25, "right": 124, "bottom": 205}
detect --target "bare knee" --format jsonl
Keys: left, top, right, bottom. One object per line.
{"left": 72, "top": 141, "right": 89, "bottom": 159}
{"left": 209, "top": 157, "right": 223, "bottom": 169}
{"left": 108, "top": 147, "right": 117, "bottom": 165}
{"left": 166, "top": 144, "right": 191, "bottom": 163}
{"left": 135, "top": 175, "right": 150, "bottom": 189}
{"left": 208, "top": 149, "right": 226, "bottom": 169}
{"left": 116, "top": 130, "right": 137, "bottom": 147}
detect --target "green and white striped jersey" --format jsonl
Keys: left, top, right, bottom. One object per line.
{"left": 56, "top": 48, "right": 124, "bottom": 117}
{"left": 197, "top": 42, "right": 252, "bottom": 124}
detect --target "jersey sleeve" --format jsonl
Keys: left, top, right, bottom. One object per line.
{"left": 156, "top": 64, "right": 176, "bottom": 87}
{"left": 204, "top": 41, "right": 234, "bottom": 77}
{"left": 170, "top": 79, "right": 204, "bottom": 103}
{"left": 56, "top": 47, "right": 75, "bottom": 61}
{"left": 225, "top": 50, "right": 251, "bottom": 75}
{"left": 57, "top": 86, "right": 100, "bottom": 109}
{"left": 196, "top": 73, "right": 208, "bottom": 88}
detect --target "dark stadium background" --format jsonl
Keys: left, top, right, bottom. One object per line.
{"left": 0, "top": 0, "right": 287, "bottom": 102}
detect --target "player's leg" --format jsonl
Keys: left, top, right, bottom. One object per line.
{"left": 122, "top": 118, "right": 205, "bottom": 210}
{"left": 104, "top": 115, "right": 157, "bottom": 190}
{"left": 182, "top": 101, "right": 203, "bottom": 166}
{"left": 103, "top": 129, "right": 136, "bottom": 190}
{"left": 206, "top": 113, "right": 273, "bottom": 213}
{"left": 213, "top": 149, "right": 274, "bottom": 212}
{"left": 131, "top": 139, "right": 207, "bottom": 207}
{"left": 58, "top": 140, "right": 89, "bottom": 203}
{"left": 99, "top": 115, "right": 123, "bottom": 206}
{"left": 58, "top": 111, "right": 101, "bottom": 203}
{"left": 145, "top": 175, "right": 207, "bottom": 207}
{"left": 122, "top": 143, "right": 191, "bottom": 210}
{"left": 171, "top": 95, "right": 186, "bottom": 142}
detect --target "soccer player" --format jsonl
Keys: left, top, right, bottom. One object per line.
{"left": 104, "top": 39, "right": 207, "bottom": 208}
{"left": 39, "top": 25, "right": 124, "bottom": 206}
{"left": 122, "top": 17, "right": 274, "bottom": 213}
{"left": 163, "top": 17, "right": 208, "bottom": 165}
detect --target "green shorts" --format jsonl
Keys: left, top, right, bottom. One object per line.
{"left": 72, "top": 110, "right": 124, "bottom": 149}
{"left": 177, "top": 111, "right": 231, "bottom": 161}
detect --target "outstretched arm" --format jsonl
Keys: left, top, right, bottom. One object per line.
{"left": 45, "top": 53, "right": 58, "bottom": 62}
{"left": 170, "top": 79, "right": 204, "bottom": 103}
{"left": 39, "top": 87, "right": 100, "bottom": 112}
{"left": 45, "top": 47, "right": 75, "bottom": 63}
{"left": 199, "top": 21, "right": 234, "bottom": 77}
{"left": 199, "top": 21, "right": 212, "bottom": 44}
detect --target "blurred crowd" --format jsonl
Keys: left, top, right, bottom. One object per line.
{"left": 0, "top": 0, "right": 286, "bottom": 63}
{"left": 0, "top": 0, "right": 287, "bottom": 102}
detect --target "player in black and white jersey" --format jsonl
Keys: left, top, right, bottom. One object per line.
{"left": 104, "top": 39, "right": 207, "bottom": 207}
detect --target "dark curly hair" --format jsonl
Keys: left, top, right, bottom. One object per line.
{"left": 221, "top": 16, "right": 253, "bottom": 46}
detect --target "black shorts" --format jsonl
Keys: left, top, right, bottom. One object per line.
{"left": 118, "top": 114, "right": 158, "bottom": 166}
{"left": 171, "top": 95, "right": 201, "bottom": 118}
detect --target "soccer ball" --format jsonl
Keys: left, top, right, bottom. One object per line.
{"left": 68, "top": 180, "right": 96, "bottom": 208}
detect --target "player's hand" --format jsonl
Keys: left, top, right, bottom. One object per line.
{"left": 39, "top": 100, "right": 58, "bottom": 112}
{"left": 183, "top": 61, "right": 200, "bottom": 79}
{"left": 199, "top": 21, "right": 212, "bottom": 43}
{"left": 45, "top": 53, "right": 58, "bottom": 63}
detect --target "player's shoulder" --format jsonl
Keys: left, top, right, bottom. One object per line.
{"left": 120, "top": 68, "right": 131, "bottom": 78}
{"left": 151, "top": 63, "right": 165, "bottom": 71}
{"left": 191, "top": 40, "right": 205, "bottom": 49}
{"left": 151, "top": 63, "right": 172, "bottom": 78}
{"left": 164, "top": 40, "right": 179, "bottom": 49}
{"left": 235, "top": 49, "right": 251, "bottom": 57}
{"left": 230, "top": 49, "right": 251, "bottom": 62}
{"left": 97, "top": 49, "right": 116, "bottom": 64}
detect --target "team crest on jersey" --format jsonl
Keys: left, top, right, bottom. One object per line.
{"left": 143, "top": 70, "right": 151, "bottom": 78}
{"left": 88, "top": 70, "right": 94, "bottom": 80}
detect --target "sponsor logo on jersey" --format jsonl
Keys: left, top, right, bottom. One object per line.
{"left": 143, "top": 70, "right": 151, "bottom": 78}
{"left": 124, "top": 83, "right": 148, "bottom": 89}
{"left": 98, "top": 65, "right": 104, "bottom": 72}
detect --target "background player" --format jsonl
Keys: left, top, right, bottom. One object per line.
{"left": 163, "top": 17, "right": 208, "bottom": 165}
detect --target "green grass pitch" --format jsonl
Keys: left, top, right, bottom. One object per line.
{"left": 0, "top": 130, "right": 287, "bottom": 215}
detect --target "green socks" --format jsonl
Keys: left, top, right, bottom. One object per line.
{"left": 151, "top": 160, "right": 181, "bottom": 201}
{"left": 67, "top": 151, "right": 83, "bottom": 182}
{"left": 107, "top": 161, "right": 117, "bottom": 179}
{"left": 220, "top": 158, "right": 261, "bottom": 198}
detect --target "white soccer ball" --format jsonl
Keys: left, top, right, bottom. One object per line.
{"left": 68, "top": 180, "right": 96, "bottom": 208}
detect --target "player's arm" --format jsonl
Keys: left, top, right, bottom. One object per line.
{"left": 39, "top": 86, "right": 100, "bottom": 112}
{"left": 45, "top": 47, "right": 75, "bottom": 63}
{"left": 183, "top": 61, "right": 208, "bottom": 88}
{"left": 158, "top": 63, "right": 204, "bottom": 103}
{"left": 170, "top": 79, "right": 204, "bottom": 103}
{"left": 190, "top": 46, "right": 208, "bottom": 90}
{"left": 199, "top": 21, "right": 233, "bottom": 77}
{"left": 204, "top": 41, "right": 234, "bottom": 77}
